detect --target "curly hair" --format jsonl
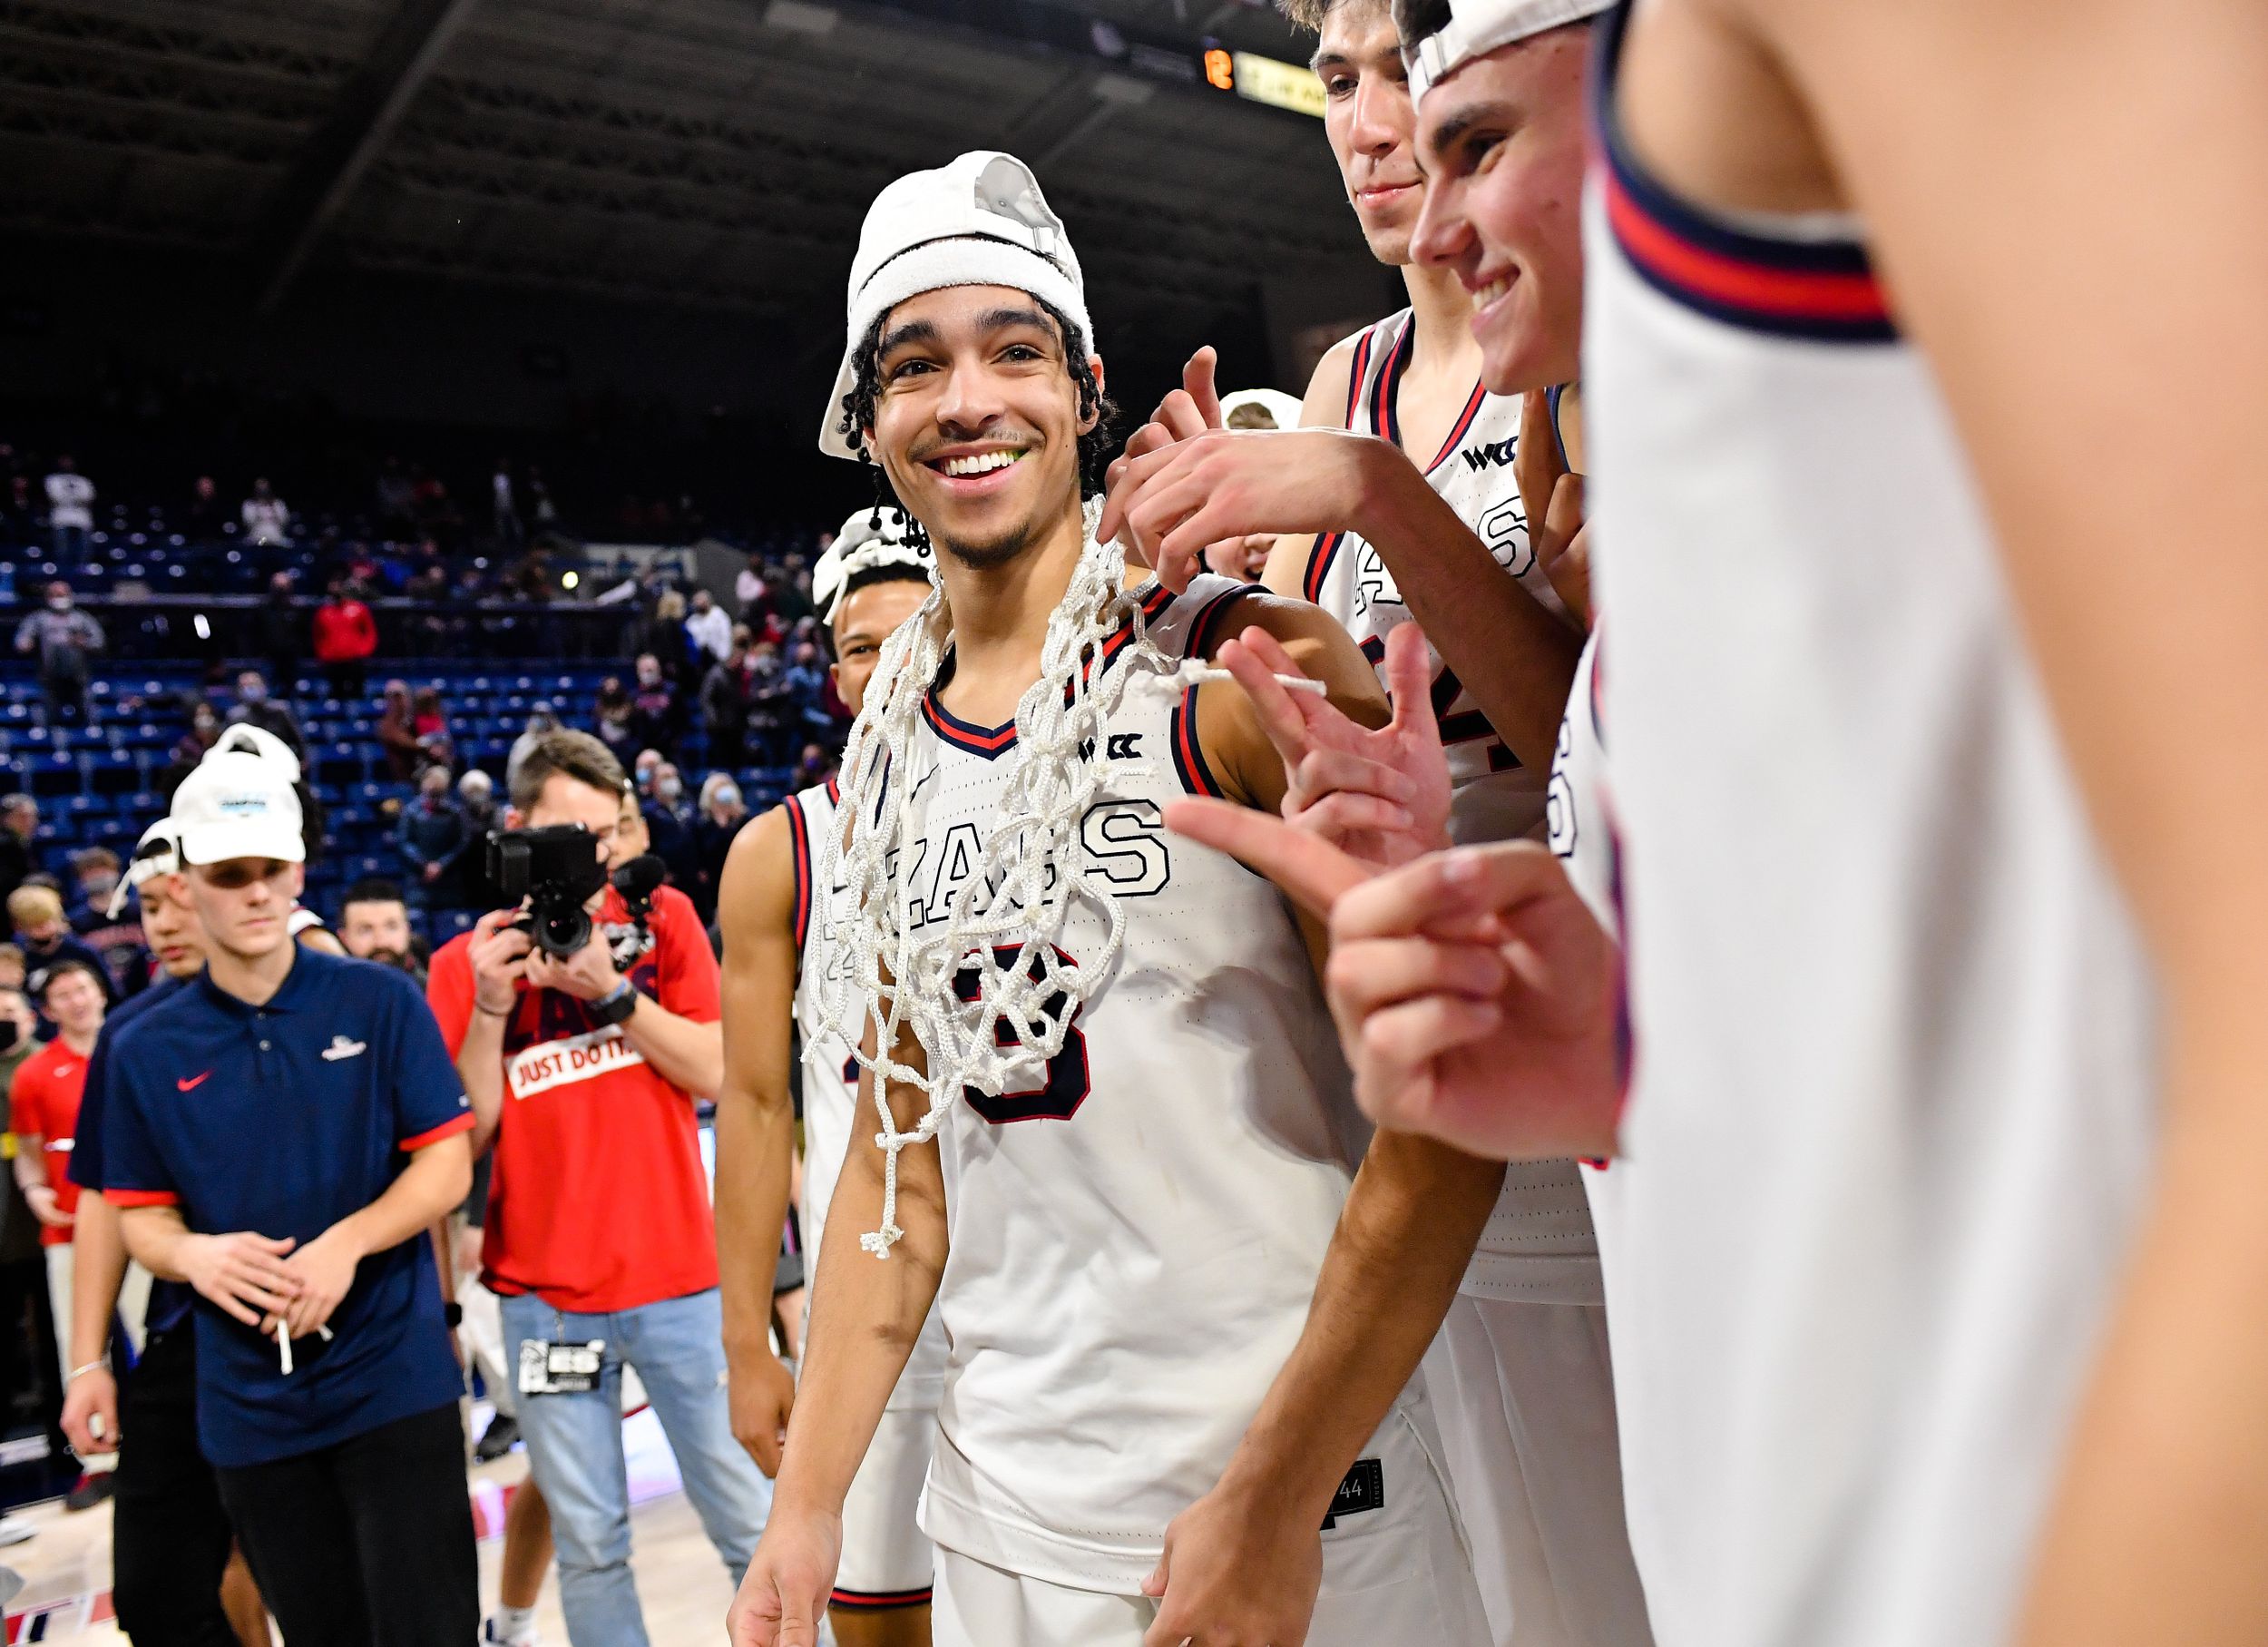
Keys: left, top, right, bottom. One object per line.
{"left": 835, "top": 291, "right": 1119, "bottom": 548}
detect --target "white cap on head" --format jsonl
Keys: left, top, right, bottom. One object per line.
{"left": 171, "top": 751, "right": 306, "bottom": 868}
{"left": 814, "top": 506, "right": 936, "bottom": 622}
{"left": 107, "top": 817, "right": 184, "bottom": 919}
{"left": 1404, "top": 0, "right": 1613, "bottom": 103}
{"left": 820, "top": 151, "right": 1091, "bottom": 461}
{"left": 207, "top": 721, "right": 303, "bottom": 786}
{"left": 1218, "top": 387, "right": 1305, "bottom": 431}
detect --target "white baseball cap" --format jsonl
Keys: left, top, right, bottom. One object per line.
{"left": 1219, "top": 388, "right": 1305, "bottom": 431}
{"left": 106, "top": 817, "right": 184, "bottom": 919}
{"left": 820, "top": 151, "right": 1092, "bottom": 461}
{"left": 207, "top": 721, "right": 302, "bottom": 785}
{"left": 814, "top": 506, "right": 935, "bottom": 622}
{"left": 171, "top": 751, "right": 306, "bottom": 867}
{"left": 1404, "top": 0, "right": 1613, "bottom": 103}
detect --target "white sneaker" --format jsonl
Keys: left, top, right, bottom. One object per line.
{"left": 484, "top": 1613, "right": 539, "bottom": 1645}
{"left": 0, "top": 1516, "right": 33, "bottom": 1548}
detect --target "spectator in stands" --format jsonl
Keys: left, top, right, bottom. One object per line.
{"left": 337, "top": 879, "right": 423, "bottom": 981}
{"left": 742, "top": 640, "right": 791, "bottom": 765}
{"left": 695, "top": 775, "right": 747, "bottom": 918}
{"left": 793, "top": 742, "right": 833, "bottom": 793}
{"left": 457, "top": 769, "right": 498, "bottom": 838}
{"left": 733, "top": 552, "right": 767, "bottom": 625}
{"left": 592, "top": 676, "right": 637, "bottom": 764}
{"left": 43, "top": 456, "right": 93, "bottom": 567}
{"left": 226, "top": 668, "right": 302, "bottom": 759}
{"left": 685, "top": 588, "right": 732, "bottom": 666}
{"left": 412, "top": 685, "right": 455, "bottom": 773}
{"left": 783, "top": 639, "right": 828, "bottom": 716}
{"left": 398, "top": 763, "right": 468, "bottom": 912}
{"left": 0, "top": 797, "right": 34, "bottom": 908}
{"left": 10, "top": 956, "right": 127, "bottom": 1513}
{"left": 69, "top": 850, "right": 148, "bottom": 1000}
{"left": 629, "top": 589, "right": 684, "bottom": 681}
{"left": 632, "top": 749, "right": 662, "bottom": 799}
{"left": 240, "top": 478, "right": 289, "bottom": 546}
{"left": 642, "top": 761, "right": 699, "bottom": 909}
{"left": 257, "top": 572, "right": 300, "bottom": 701}
{"left": 491, "top": 460, "right": 521, "bottom": 546}
{"left": 430, "top": 732, "right": 767, "bottom": 1642}
{"left": 161, "top": 701, "right": 221, "bottom": 797}
{"left": 628, "top": 655, "right": 677, "bottom": 758}
{"left": 505, "top": 705, "right": 559, "bottom": 796}
{"left": 616, "top": 781, "right": 651, "bottom": 863}
{"left": 15, "top": 581, "right": 103, "bottom": 727}
{"left": 311, "top": 578, "right": 378, "bottom": 701}
{"left": 8, "top": 887, "right": 114, "bottom": 1005}
{"left": 699, "top": 632, "right": 752, "bottom": 768}
{"left": 377, "top": 680, "right": 422, "bottom": 781}
{"left": 771, "top": 552, "right": 816, "bottom": 628}
{"left": 0, "top": 946, "right": 23, "bottom": 993}
{"left": 181, "top": 475, "right": 225, "bottom": 539}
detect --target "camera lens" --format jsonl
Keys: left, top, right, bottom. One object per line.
{"left": 540, "top": 907, "right": 590, "bottom": 958}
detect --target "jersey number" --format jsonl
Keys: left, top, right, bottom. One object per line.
{"left": 952, "top": 946, "right": 1091, "bottom": 1124}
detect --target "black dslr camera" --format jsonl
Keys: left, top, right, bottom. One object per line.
{"left": 487, "top": 825, "right": 665, "bottom": 959}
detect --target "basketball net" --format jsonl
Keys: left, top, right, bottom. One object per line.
{"left": 819, "top": 504, "right": 1174, "bottom": 1256}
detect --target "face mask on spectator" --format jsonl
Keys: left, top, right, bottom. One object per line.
{"left": 47, "top": 594, "right": 70, "bottom": 613}
{"left": 82, "top": 873, "right": 117, "bottom": 901}
{"left": 657, "top": 778, "right": 682, "bottom": 803}
{"left": 241, "top": 681, "right": 266, "bottom": 703}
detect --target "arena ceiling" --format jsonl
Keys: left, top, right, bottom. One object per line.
{"left": 0, "top": 0, "right": 1374, "bottom": 336}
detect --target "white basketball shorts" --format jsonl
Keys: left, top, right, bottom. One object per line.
{"left": 928, "top": 1402, "right": 1490, "bottom": 1647}
{"left": 1422, "top": 1290, "right": 1655, "bottom": 1646}
{"left": 829, "top": 1402, "right": 936, "bottom": 1613}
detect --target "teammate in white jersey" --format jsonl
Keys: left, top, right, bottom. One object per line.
{"left": 728, "top": 149, "right": 1494, "bottom": 1647}
{"left": 1184, "top": 0, "right": 2268, "bottom": 1643}
{"left": 1101, "top": 7, "right": 1643, "bottom": 1644}
{"left": 717, "top": 511, "right": 942, "bottom": 1643}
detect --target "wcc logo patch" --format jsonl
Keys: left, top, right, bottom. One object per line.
{"left": 1461, "top": 436, "right": 1518, "bottom": 473}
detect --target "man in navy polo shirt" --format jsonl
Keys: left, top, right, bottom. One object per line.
{"left": 65, "top": 819, "right": 270, "bottom": 1645}
{"left": 102, "top": 750, "right": 479, "bottom": 1645}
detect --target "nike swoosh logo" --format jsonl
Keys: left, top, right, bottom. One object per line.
{"left": 176, "top": 1073, "right": 211, "bottom": 1092}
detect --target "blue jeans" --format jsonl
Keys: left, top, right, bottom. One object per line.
{"left": 500, "top": 1288, "right": 772, "bottom": 1646}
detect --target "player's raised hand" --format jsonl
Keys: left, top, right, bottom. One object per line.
{"left": 1219, "top": 622, "right": 1451, "bottom": 871}
{"left": 1100, "top": 426, "right": 1387, "bottom": 593}
{"left": 726, "top": 1510, "right": 842, "bottom": 1647}
{"left": 1514, "top": 387, "right": 1590, "bottom": 629}
{"left": 1142, "top": 1479, "right": 1323, "bottom": 1647}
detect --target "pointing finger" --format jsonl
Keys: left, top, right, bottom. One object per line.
{"left": 1164, "top": 798, "right": 1375, "bottom": 917}
{"left": 1331, "top": 842, "right": 1570, "bottom": 943}
{"left": 1184, "top": 346, "right": 1222, "bottom": 429}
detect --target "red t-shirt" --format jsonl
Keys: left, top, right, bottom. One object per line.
{"left": 428, "top": 883, "right": 721, "bottom": 1312}
{"left": 310, "top": 598, "right": 378, "bottom": 662}
{"left": 10, "top": 1040, "right": 91, "bottom": 1247}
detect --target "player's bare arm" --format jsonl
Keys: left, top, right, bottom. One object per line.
{"left": 729, "top": 1025, "right": 947, "bottom": 1647}
{"left": 713, "top": 803, "right": 803, "bottom": 1476}
{"left": 1627, "top": 0, "right": 2268, "bottom": 1638}
{"left": 1103, "top": 414, "right": 1579, "bottom": 777}
{"left": 1262, "top": 335, "right": 1361, "bottom": 593}
{"left": 1139, "top": 595, "right": 1505, "bottom": 1647}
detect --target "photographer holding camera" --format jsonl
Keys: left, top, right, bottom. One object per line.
{"left": 427, "top": 730, "right": 770, "bottom": 1646}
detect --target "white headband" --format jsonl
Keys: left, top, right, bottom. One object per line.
{"left": 815, "top": 507, "right": 936, "bottom": 622}
{"left": 107, "top": 819, "right": 183, "bottom": 919}
{"left": 1219, "top": 387, "right": 1305, "bottom": 431}
{"left": 1405, "top": 0, "right": 1614, "bottom": 103}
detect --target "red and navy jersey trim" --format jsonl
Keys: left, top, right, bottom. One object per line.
{"left": 922, "top": 691, "right": 1018, "bottom": 760}
{"left": 1594, "top": 3, "right": 1895, "bottom": 345}
{"left": 1170, "top": 684, "right": 1227, "bottom": 799}
{"left": 1303, "top": 529, "right": 1344, "bottom": 606}
{"left": 830, "top": 1583, "right": 933, "bottom": 1613}
{"left": 1189, "top": 582, "right": 1261, "bottom": 662}
{"left": 1426, "top": 381, "right": 1489, "bottom": 475}
{"left": 1373, "top": 319, "right": 1414, "bottom": 447}
{"left": 1342, "top": 325, "right": 1375, "bottom": 430}
{"left": 784, "top": 797, "right": 816, "bottom": 949}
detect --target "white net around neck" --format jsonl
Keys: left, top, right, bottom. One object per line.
{"left": 817, "top": 508, "right": 1173, "bottom": 1256}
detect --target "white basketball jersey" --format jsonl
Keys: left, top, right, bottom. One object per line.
{"left": 1587, "top": 7, "right": 2157, "bottom": 1644}
{"left": 1305, "top": 310, "right": 1600, "bottom": 1301}
{"left": 865, "top": 574, "right": 1387, "bottom": 1593}
{"left": 787, "top": 778, "right": 947, "bottom": 1410}
{"left": 1301, "top": 308, "right": 1571, "bottom": 847}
